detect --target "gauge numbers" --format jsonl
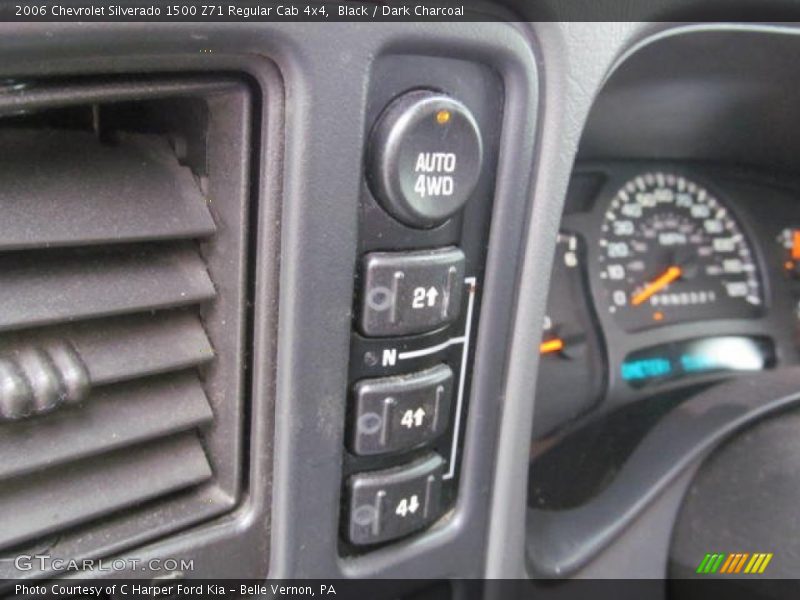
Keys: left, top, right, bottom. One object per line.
{"left": 598, "top": 172, "right": 762, "bottom": 330}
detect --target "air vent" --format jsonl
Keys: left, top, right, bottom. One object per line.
{"left": 0, "top": 78, "right": 252, "bottom": 574}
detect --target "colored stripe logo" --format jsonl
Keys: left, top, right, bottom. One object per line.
{"left": 696, "top": 552, "right": 773, "bottom": 574}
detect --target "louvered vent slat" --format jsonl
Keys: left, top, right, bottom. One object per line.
{"left": 65, "top": 311, "right": 214, "bottom": 385}
{"left": 0, "top": 311, "right": 214, "bottom": 387}
{"left": 0, "top": 433, "right": 212, "bottom": 550}
{"left": 0, "top": 372, "right": 213, "bottom": 482}
{"left": 0, "top": 244, "right": 215, "bottom": 333}
{"left": 0, "top": 130, "right": 215, "bottom": 251}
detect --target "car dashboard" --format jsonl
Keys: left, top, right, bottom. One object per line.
{"left": 3, "top": 8, "right": 800, "bottom": 599}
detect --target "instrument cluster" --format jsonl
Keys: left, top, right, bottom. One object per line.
{"left": 534, "top": 162, "right": 800, "bottom": 438}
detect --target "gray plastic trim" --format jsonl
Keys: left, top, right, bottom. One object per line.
{"left": 269, "top": 22, "right": 539, "bottom": 580}
{"left": 486, "top": 21, "right": 647, "bottom": 580}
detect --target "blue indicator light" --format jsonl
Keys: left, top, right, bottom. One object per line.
{"left": 621, "top": 358, "right": 672, "bottom": 381}
{"left": 680, "top": 353, "right": 719, "bottom": 373}
{"left": 622, "top": 337, "right": 772, "bottom": 388}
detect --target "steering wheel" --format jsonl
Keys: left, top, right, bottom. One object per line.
{"left": 527, "top": 367, "right": 800, "bottom": 581}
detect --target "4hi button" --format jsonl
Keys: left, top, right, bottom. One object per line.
{"left": 350, "top": 364, "right": 453, "bottom": 456}
{"left": 367, "top": 90, "right": 483, "bottom": 228}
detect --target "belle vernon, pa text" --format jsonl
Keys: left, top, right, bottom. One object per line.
{"left": 17, "top": 584, "right": 338, "bottom": 597}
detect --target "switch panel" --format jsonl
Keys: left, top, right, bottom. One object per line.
{"left": 346, "top": 454, "right": 444, "bottom": 546}
{"left": 349, "top": 364, "right": 453, "bottom": 456}
{"left": 359, "top": 247, "right": 465, "bottom": 337}
{"left": 342, "top": 61, "right": 502, "bottom": 553}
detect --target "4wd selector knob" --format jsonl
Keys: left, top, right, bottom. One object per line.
{"left": 367, "top": 90, "right": 483, "bottom": 228}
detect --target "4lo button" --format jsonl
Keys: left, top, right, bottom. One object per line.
{"left": 347, "top": 453, "right": 445, "bottom": 545}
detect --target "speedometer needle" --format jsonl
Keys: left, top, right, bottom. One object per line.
{"left": 631, "top": 266, "right": 682, "bottom": 306}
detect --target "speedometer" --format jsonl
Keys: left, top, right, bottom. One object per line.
{"left": 598, "top": 172, "right": 762, "bottom": 330}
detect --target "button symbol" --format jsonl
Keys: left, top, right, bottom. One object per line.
{"left": 381, "top": 348, "right": 397, "bottom": 367}
{"left": 352, "top": 504, "right": 378, "bottom": 526}
{"left": 411, "top": 286, "right": 439, "bottom": 309}
{"left": 367, "top": 286, "right": 394, "bottom": 312}
{"left": 395, "top": 494, "right": 420, "bottom": 517}
{"left": 358, "top": 412, "right": 383, "bottom": 435}
{"left": 400, "top": 407, "right": 426, "bottom": 429}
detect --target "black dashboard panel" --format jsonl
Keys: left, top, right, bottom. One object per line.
{"left": 536, "top": 162, "right": 800, "bottom": 437}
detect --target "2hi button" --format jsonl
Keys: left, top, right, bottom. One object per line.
{"left": 367, "top": 90, "right": 483, "bottom": 228}
{"left": 360, "top": 247, "right": 466, "bottom": 337}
